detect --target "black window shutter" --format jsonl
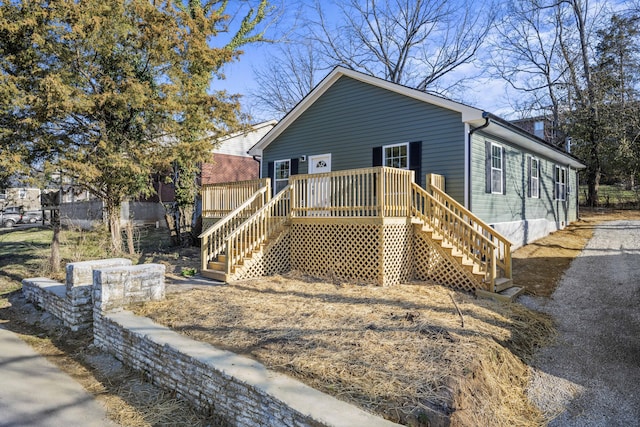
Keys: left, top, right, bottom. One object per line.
{"left": 409, "top": 141, "right": 422, "bottom": 185}
{"left": 267, "top": 161, "right": 274, "bottom": 194}
{"left": 527, "top": 156, "right": 532, "bottom": 198}
{"left": 501, "top": 147, "right": 506, "bottom": 195}
{"left": 485, "top": 141, "right": 492, "bottom": 193}
{"left": 290, "top": 158, "right": 299, "bottom": 175}
{"left": 372, "top": 146, "right": 383, "bottom": 167}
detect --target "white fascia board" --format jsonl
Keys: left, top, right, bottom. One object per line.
{"left": 248, "top": 70, "right": 345, "bottom": 156}
{"left": 248, "top": 67, "right": 485, "bottom": 155}
{"left": 339, "top": 68, "right": 485, "bottom": 122}
{"left": 483, "top": 122, "right": 585, "bottom": 169}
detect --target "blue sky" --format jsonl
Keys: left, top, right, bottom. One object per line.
{"left": 213, "top": 0, "right": 637, "bottom": 122}
{"left": 211, "top": 1, "right": 544, "bottom": 121}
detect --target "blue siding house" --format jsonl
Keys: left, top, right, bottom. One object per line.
{"left": 249, "top": 67, "right": 585, "bottom": 249}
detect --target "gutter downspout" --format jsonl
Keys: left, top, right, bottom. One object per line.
{"left": 467, "top": 112, "right": 490, "bottom": 211}
{"left": 251, "top": 154, "right": 262, "bottom": 179}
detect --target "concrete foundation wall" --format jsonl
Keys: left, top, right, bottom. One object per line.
{"left": 492, "top": 218, "right": 561, "bottom": 250}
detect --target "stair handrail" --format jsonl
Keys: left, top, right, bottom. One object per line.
{"left": 199, "top": 186, "right": 269, "bottom": 271}
{"left": 411, "top": 183, "right": 507, "bottom": 288}
{"left": 428, "top": 185, "right": 512, "bottom": 281}
{"left": 225, "top": 185, "right": 292, "bottom": 272}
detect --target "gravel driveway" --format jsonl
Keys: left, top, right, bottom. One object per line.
{"left": 523, "top": 220, "right": 640, "bottom": 426}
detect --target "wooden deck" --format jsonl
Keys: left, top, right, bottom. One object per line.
{"left": 200, "top": 167, "right": 513, "bottom": 293}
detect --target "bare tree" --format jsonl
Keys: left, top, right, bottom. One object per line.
{"left": 492, "top": 0, "right": 622, "bottom": 206}
{"left": 251, "top": 0, "right": 496, "bottom": 118}
{"left": 310, "top": 0, "right": 495, "bottom": 91}
{"left": 491, "top": 0, "right": 567, "bottom": 145}
{"left": 250, "top": 41, "right": 325, "bottom": 117}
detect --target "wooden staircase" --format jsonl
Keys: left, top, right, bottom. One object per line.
{"left": 411, "top": 183, "right": 522, "bottom": 299}
{"left": 202, "top": 253, "right": 228, "bottom": 282}
{"left": 199, "top": 170, "right": 521, "bottom": 300}
{"left": 200, "top": 185, "right": 292, "bottom": 283}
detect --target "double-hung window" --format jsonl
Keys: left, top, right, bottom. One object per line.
{"left": 383, "top": 143, "right": 409, "bottom": 169}
{"left": 273, "top": 159, "right": 291, "bottom": 194}
{"left": 491, "top": 144, "right": 503, "bottom": 194}
{"left": 555, "top": 166, "right": 567, "bottom": 201}
{"left": 529, "top": 157, "right": 540, "bottom": 198}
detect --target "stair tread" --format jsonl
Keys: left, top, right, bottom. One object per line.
{"left": 493, "top": 277, "right": 513, "bottom": 292}
{"left": 476, "top": 286, "right": 524, "bottom": 302}
{"left": 201, "top": 269, "right": 228, "bottom": 283}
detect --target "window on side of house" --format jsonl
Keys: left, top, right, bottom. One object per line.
{"left": 491, "top": 143, "right": 503, "bottom": 194}
{"left": 273, "top": 159, "right": 291, "bottom": 194}
{"left": 534, "top": 121, "right": 545, "bottom": 139}
{"left": 382, "top": 142, "right": 409, "bottom": 169}
{"left": 555, "top": 165, "right": 567, "bottom": 201}
{"left": 529, "top": 157, "right": 540, "bottom": 198}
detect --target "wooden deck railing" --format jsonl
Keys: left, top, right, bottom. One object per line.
{"left": 201, "top": 178, "right": 270, "bottom": 217}
{"left": 411, "top": 183, "right": 511, "bottom": 288}
{"left": 199, "top": 187, "right": 270, "bottom": 271}
{"left": 429, "top": 185, "right": 512, "bottom": 282}
{"left": 225, "top": 185, "right": 292, "bottom": 272}
{"left": 289, "top": 166, "right": 414, "bottom": 217}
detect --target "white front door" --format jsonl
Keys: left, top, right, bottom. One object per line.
{"left": 309, "top": 153, "right": 332, "bottom": 174}
{"left": 307, "top": 154, "right": 332, "bottom": 214}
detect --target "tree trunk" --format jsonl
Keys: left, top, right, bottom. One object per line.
{"left": 49, "top": 209, "right": 61, "bottom": 274}
{"left": 106, "top": 202, "right": 123, "bottom": 254}
{"left": 126, "top": 220, "right": 135, "bottom": 254}
{"left": 163, "top": 202, "right": 180, "bottom": 246}
{"left": 179, "top": 204, "right": 194, "bottom": 246}
{"left": 586, "top": 136, "right": 601, "bottom": 207}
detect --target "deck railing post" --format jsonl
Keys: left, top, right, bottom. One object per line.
{"left": 378, "top": 167, "right": 384, "bottom": 218}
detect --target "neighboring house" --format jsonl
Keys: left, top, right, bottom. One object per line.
{"left": 0, "top": 187, "right": 41, "bottom": 211}
{"left": 511, "top": 115, "right": 570, "bottom": 149}
{"left": 201, "top": 120, "right": 275, "bottom": 185}
{"left": 248, "top": 67, "right": 585, "bottom": 249}
{"left": 50, "top": 122, "right": 274, "bottom": 230}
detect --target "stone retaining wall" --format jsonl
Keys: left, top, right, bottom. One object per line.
{"left": 24, "top": 259, "right": 399, "bottom": 427}
{"left": 22, "top": 258, "right": 132, "bottom": 331}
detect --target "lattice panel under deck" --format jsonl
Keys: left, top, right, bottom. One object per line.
{"left": 382, "top": 223, "right": 414, "bottom": 286}
{"left": 413, "top": 230, "right": 481, "bottom": 292}
{"left": 291, "top": 223, "right": 382, "bottom": 285}
{"left": 230, "top": 227, "right": 291, "bottom": 282}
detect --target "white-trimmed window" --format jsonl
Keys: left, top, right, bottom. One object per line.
{"left": 383, "top": 143, "right": 409, "bottom": 169}
{"left": 555, "top": 165, "right": 567, "bottom": 201}
{"left": 273, "top": 159, "right": 291, "bottom": 194}
{"left": 530, "top": 157, "right": 540, "bottom": 198}
{"left": 491, "top": 143, "right": 503, "bottom": 194}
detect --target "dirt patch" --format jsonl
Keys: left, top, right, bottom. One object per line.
{"left": 512, "top": 209, "right": 640, "bottom": 297}
{"left": 131, "top": 276, "right": 554, "bottom": 426}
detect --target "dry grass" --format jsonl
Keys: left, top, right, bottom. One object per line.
{"left": 132, "top": 275, "right": 554, "bottom": 426}
{"left": 513, "top": 208, "right": 640, "bottom": 296}
{"left": 4, "top": 209, "right": 639, "bottom": 426}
